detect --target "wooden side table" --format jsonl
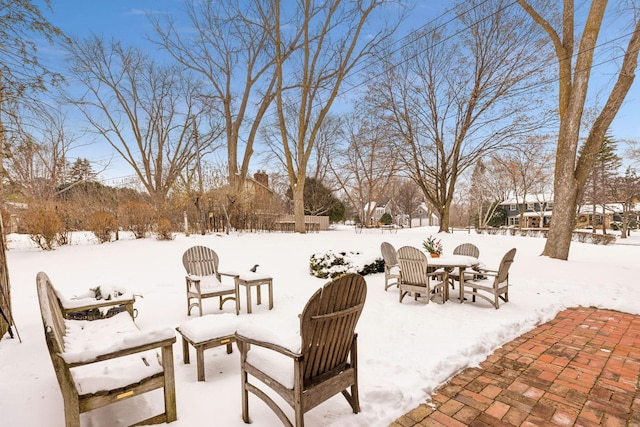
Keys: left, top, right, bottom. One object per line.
{"left": 235, "top": 274, "right": 273, "bottom": 314}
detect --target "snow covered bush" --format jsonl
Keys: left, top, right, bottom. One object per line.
{"left": 309, "top": 250, "right": 384, "bottom": 279}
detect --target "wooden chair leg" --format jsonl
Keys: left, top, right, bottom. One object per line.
{"left": 63, "top": 394, "right": 81, "bottom": 427}
{"left": 182, "top": 337, "right": 190, "bottom": 364}
{"left": 161, "top": 345, "right": 177, "bottom": 422}
{"left": 238, "top": 341, "right": 251, "bottom": 423}
{"left": 196, "top": 347, "right": 205, "bottom": 381}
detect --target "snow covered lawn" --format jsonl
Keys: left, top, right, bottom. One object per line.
{"left": 1, "top": 225, "right": 639, "bottom": 426}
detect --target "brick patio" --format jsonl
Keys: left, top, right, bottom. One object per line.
{"left": 391, "top": 307, "right": 640, "bottom": 427}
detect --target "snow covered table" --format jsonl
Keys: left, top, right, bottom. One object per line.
{"left": 176, "top": 313, "right": 239, "bottom": 381}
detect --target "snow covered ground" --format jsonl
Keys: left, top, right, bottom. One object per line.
{"left": 1, "top": 225, "right": 639, "bottom": 426}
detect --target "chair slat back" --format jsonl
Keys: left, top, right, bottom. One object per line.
{"left": 494, "top": 248, "right": 516, "bottom": 286}
{"left": 380, "top": 242, "right": 398, "bottom": 267}
{"left": 397, "top": 246, "right": 429, "bottom": 287}
{"left": 182, "top": 246, "right": 220, "bottom": 278}
{"left": 36, "top": 272, "right": 67, "bottom": 354}
{"left": 299, "top": 273, "right": 366, "bottom": 385}
{"left": 453, "top": 243, "right": 480, "bottom": 258}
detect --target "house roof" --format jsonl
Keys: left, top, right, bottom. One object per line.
{"left": 500, "top": 194, "right": 554, "bottom": 205}
{"left": 578, "top": 203, "right": 640, "bottom": 214}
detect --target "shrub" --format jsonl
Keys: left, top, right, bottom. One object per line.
{"left": 155, "top": 218, "right": 174, "bottom": 241}
{"left": 23, "top": 205, "right": 64, "bottom": 250}
{"left": 86, "top": 211, "right": 116, "bottom": 243}
{"left": 379, "top": 212, "right": 392, "bottom": 225}
{"left": 119, "top": 202, "right": 155, "bottom": 238}
{"left": 309, "top": 250, "right": 384, "bottom": 279}
{"left": 358, "top": 258, "right": 385, "bottom": 276}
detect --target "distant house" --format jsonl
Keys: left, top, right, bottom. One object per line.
{"left": 576, "top": 203, "right": 640, "bottom": 229}
{"left": 361, "top": 199, "right": 393, "bottom": 226}
{"left": 499, "top": 195, "right": 553, "bottom": 228}
{"left": 411, "top": 202, "right": 439, "bottom": 227}
{"left": 576, "top": 204, "right": 619, "bottom": 229}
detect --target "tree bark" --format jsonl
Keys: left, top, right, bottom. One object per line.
{"left": 292, "top": 184, "right": 306, "bottom": 234}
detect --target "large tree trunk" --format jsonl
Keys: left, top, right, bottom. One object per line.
{"left": 292, "top": 183, "right": 306, "bottom": 234}
{"left": 544, "top": 174, "right": 579, "bottom": 259}
{"left": 438, "top": 206, "right": 449, "bottom": 233}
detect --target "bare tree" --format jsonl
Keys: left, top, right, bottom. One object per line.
{"left": 3, "top": 103, "right": 80, "bottom": 202}
{"left": 492, "top": 137, "right": 554, "bottom": 229}
{"left": 613, "top": 167, "right": 640, "bottom": 239}
{"left": 517, "top": 0, "right": 640, "bottom": 259}
{"left": 394, "top": 179, "right": 423, "bottom": 227}
{"left": 67, "top": 36, "right": 221, "bottom": 214}
{"left": 270, "top": 0, "right": 404, "bottom": 233}
{"left": 581, "top": 134, "right": 620, "bottom": 233}
{"left": 307, "top": 114, "right": 343, "bottom": 184}
{"left": 467, "top": 157, "right": 511, "bottom": 228}
{"left": 0, "top": 0, "right": 68, "bottom": 340}
{"left": 150, "top": 0, "right": 301, "bottom": 194}
{"left": 329, "top": 111, "right": 398, "bottom": 227}
{"left": 369, "top": 0, "right": 551, "bottom": 232}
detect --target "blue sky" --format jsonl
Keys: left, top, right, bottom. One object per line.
{"left": 34, "top": 1, "right": 640, "bottom": 182}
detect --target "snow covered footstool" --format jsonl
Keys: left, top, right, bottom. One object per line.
{"left": 176, "top": 313, "right": 239, "bottom": 381}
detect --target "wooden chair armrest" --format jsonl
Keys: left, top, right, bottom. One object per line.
{"left": 235, "top": 333, "right": 301, "bottom": 360}
{"left": 185, "top": 275, "right": 200, "bottom": 284}
{"left": 463, "top": 270, "right": 498, "bottom": 280}
{"left": 64, "top": 334, "right": 176, "bottom": 367}
{"left": 219, "top": 271, "right": 239, "bottom": 279}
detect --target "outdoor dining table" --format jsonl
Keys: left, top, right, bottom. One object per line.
{"left": 427, "top": 254, "right": 479, "bottom": 302}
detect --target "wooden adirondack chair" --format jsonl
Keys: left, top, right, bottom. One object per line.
{"left": 449, "top": 243, "right": 481, "bottom": 287}
{"left": 183, "top": 246, "right": 239, "bottom": 316}
{"left": 36, "top": 272, "right": 177, "bottom": 427}
{"left": 461, "top": 248, "right": 516, "bottom": 309}
{"left": 453, "top": 243, "right": 480, "bottom": 258}
{"left": 397, "top": 246, "right": 445, "bottom": 304}
{"left": 380, "top": 242, "right": 401, "bottom": 291}
{"left": 235, "top": 273, "right": 367, "bottom": 427}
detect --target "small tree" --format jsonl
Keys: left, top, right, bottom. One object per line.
{"left": 613, "top": 168, "right": 640, "bottom": 239}
{"left": 581, "top": 134, "right": 620, "bottom": 234}
{"left": 379, "top": 212, "right": 393, "bottom": 225}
